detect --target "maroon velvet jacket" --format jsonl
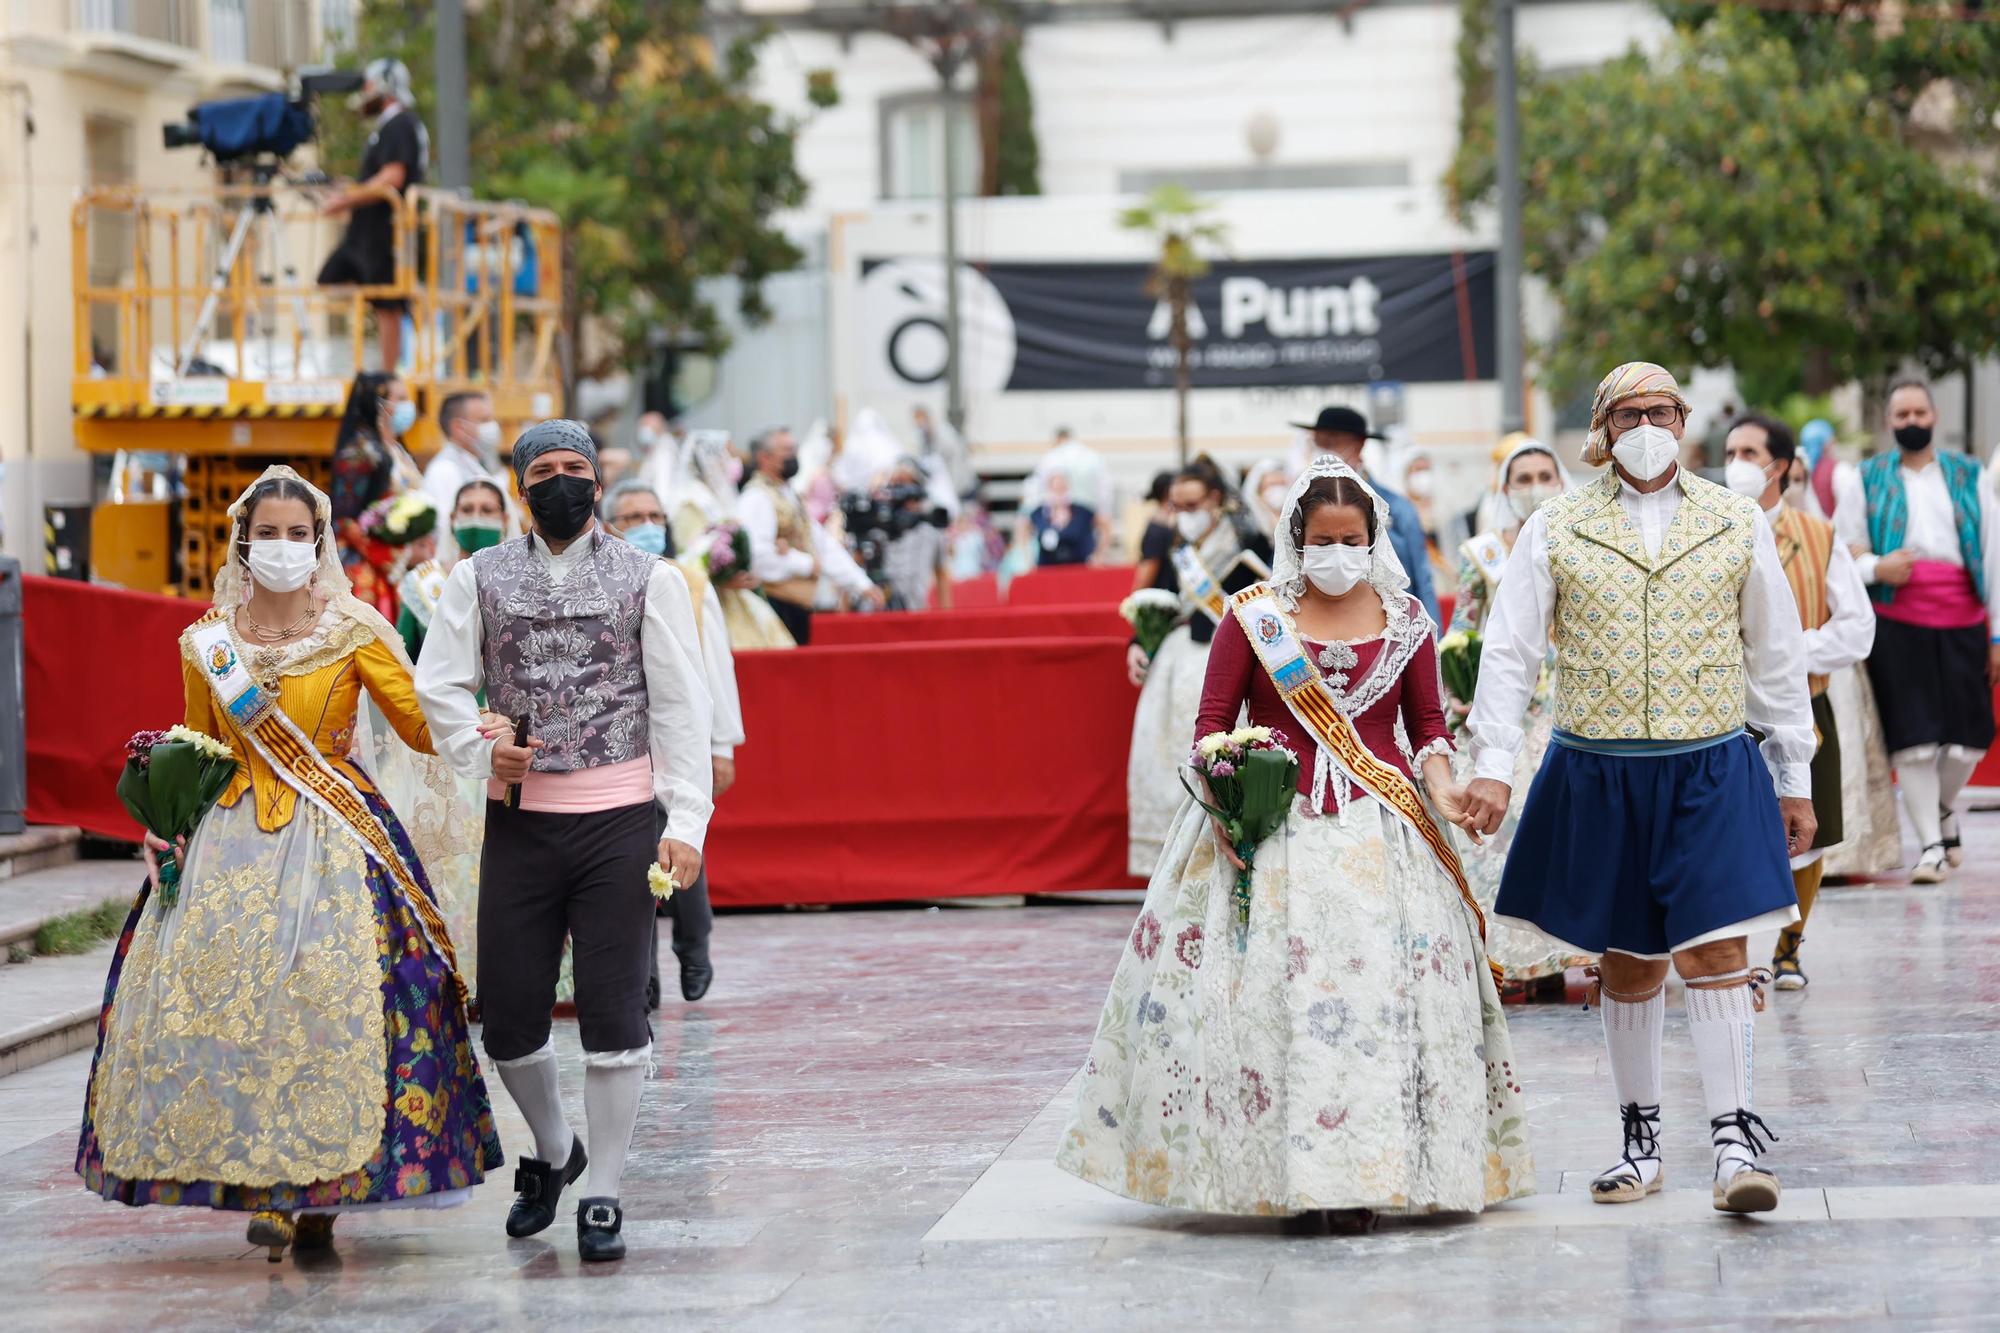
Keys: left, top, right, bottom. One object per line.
{"left": 1195, "top": 600, "right": 1452, "bottom": 811}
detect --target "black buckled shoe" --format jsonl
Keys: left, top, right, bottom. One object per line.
{"left": 506, "top": 1136, "right": 587, "bottom": 1239}
{"left": 577, "top": 1197, "right": 626, "bottom": 1262}
{"left": 679, "top": 948, "right": 713, "bottom": 1003}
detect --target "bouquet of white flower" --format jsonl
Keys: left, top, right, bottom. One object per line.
{"left": 1119, "top": 588, "right": 1182, "bottom": 659}
{"left": 1182, "top": 726, "right": 1300, "bottom": 950}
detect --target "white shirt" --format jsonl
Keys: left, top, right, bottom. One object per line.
{"left": 414, "top": 528, "right": 715, "bottom": 849}
{"left": 1761, "top": 500, "right": 1875, "bottom": 679}
{"left": 1832, "top": 453, "right": 2000, "bottom": 623}
{"left": 696, "top": 579, "right": 746, "bottom": 759}
{"left": 737, "top": 478, "right": 874, "bottom": 599}
{"left": 422, "top": 441, "right": 504, "bottom": 558}
{"left": 1467, "top": 469, "right": 1817, "bottom": 798}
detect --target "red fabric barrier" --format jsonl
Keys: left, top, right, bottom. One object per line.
{"left": 812, "top": 604, "right": 1127, "bottom": 647}
{"left": 23, "top": 579, "right": 1146, "bottom": 903}
{"left": 1007, "top": 565, "right": 1135, "bottom": 607}
{"left": 24, "top": 576, "right": 203, "bottom": 841}
{"left": 707, "top": 638, "right": 1143, "bottom": 904}
{"left": 933, "top": 573, "right": 1001, "bottom": 609}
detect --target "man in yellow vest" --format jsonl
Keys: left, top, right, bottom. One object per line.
{"left": 1722, "top": 415, "right": 1875, "bottom": 991}
{"left": 1461, "top": 362, "right": 1817, "bottom": 1215}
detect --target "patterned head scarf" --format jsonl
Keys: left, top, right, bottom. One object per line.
{"left": 1583, "top": 361, "right": 1691, "bottom": 466}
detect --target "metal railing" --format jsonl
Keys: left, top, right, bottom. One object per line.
{"left": 70, "top": 179, "right": 564, "bottom": 417}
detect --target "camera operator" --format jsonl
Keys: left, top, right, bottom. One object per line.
{"left": 860, "top": 458, "right": 955, "bottom": 611}
{"left": 741, "top": 427, "right": 883, "bottom": 643}
{"left": 317, "top": 58, "right": 429, "bottom": 372}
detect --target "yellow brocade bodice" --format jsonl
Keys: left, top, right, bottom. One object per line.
{"left": 1543, "top": 472, "right": 1759, "bottom": 741}
{"left": 179, "top": 607, "right": 434, "bottom": 833}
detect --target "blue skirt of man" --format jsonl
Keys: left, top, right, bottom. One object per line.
{"left": 1493, "top": 729, "right": 1799, "bottom": 960}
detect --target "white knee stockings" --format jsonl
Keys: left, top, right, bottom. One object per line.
{"left": 582, "top": 1047, "right": 650, "bottom": 1201}
{"left": 1598, "top": 979, "right": 1665, "bottom": 1188}
{"left": 1896, "top": 745, "right": 1985, "bottom": 850}
{"left": 493, "top": 1040, "right": 575, "bottom": 1165}
{"left": 1685, "top": 972, "right": 1765, "bottom": 1182}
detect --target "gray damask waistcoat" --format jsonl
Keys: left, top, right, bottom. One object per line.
{"left": 473, "top": 532, "right": 654, "bottom": 772}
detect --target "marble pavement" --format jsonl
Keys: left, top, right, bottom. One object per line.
{"left": 3, "top": 812, "right": 1999, "bottom": 1329}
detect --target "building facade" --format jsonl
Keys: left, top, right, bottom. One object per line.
{"left": 0, "top": 0, "right": 348, "bottom": 561}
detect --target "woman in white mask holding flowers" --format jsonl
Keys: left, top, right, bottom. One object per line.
{"left": 1445, "top": 436, "right": 1584, "bottom": 996}
{"left": 1123, "top": 457, "right": 1272, "bottom": 876}
{"left": 1064, "top": 454, "right": 1532, "bottom": 1233}
{"left": 77, "top": 466, "right": 502, "bottom": 1261}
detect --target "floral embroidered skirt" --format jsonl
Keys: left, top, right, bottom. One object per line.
{"left": 1125, "top": 627, "right": 1210, "bottom": 878}
{"left": 1451, "top": 702, "right": 1589, "bottom": 983}
{"left": 76, "top": 790, "right": 502, "bottom": 1212}
{"left": 1058, "top": 795, "right": 1535, "bottom": 1217}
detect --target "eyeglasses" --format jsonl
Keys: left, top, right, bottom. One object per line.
{"left": 1608, "top": 404, "right": 1686, "bottom": 431}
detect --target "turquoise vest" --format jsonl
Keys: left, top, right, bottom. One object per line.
{"left": 1859, "top": 451, "right": 1985, "bottom": 606}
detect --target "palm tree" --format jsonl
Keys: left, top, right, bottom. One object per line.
{"left": 1118, "top": 185, "right": 1228, "bottom": 465}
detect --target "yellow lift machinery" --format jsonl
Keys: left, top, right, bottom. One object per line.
{"left": 71, "top": 178, "right": 564, "bottom": 595}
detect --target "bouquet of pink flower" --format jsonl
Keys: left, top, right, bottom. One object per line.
{"left": 1181, "top": 726, "right": 1300, "bottom": 950}
{"left": 116, "top": 726, "right": 238, "bottom": 913}
{"left": 703, "top": 523, "right": 753, "bottom": 582}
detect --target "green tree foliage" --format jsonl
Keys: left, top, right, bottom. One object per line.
{"left": 989, "top": 34, "right": 1040, "bottom": 196}
{"left": 1119, "top": 185, "right": 1228, "bottom": 463}
{"left": 325, "top": 0, "right": 835, "bottom": 378}
{"left": 1447, "top": 5, "right": 2000, "bottom": 402}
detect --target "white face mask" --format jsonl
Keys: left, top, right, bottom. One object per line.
{"left": 1302, "top": 543, "right": 1372, "bottom": 597}
{"left": 1176, "top": 509, "right": 1215, "bottom": 543}
{"left": 1404, "top": 470, "right": 1435, "bottom": 500}
{"left": 1610, "top": 422, "right": 1679, "bottom": 482}
{"left": 474, "top": 419, "right": 503, "bottom": 452}
{"left": 247, "top": 538, "right": 318, "bottom": 593}
{"left": 1507, "top": 483, "right": 1561, "bottom": 523}
{"left": 1725, "top": 458, "right": 1774, "bottom": 500}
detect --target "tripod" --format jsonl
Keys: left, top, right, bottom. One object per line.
{"left": 175, "top": 161, "right": 316, "bottom": 378}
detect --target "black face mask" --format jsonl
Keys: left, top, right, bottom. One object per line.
{"left": 526, "top": 473, "right": 598, "bottom": 540}
{"left": 780, "top": 457, "right": 800, "bottom": 482}
{"left": 1894, "top": 424, "right": 1934, "bottom": 452}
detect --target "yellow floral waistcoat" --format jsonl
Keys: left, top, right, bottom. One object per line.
{"left": 1544, "top": 471, "right": 1760, "bottom": 740}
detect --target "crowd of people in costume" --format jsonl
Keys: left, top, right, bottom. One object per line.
{"left": 1089, "top": 362, "right": 1997, "bottom": 1229}
{"left": 71, "top": 355, "right": 2000, "bottom": 1258}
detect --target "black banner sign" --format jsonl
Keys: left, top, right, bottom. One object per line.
{"left": 860, "top": 251, "right": 1494, "bottom": 393}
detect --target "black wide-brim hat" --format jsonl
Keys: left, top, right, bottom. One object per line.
{"left": 1289, "top": 405, "right": 1383, "bottom": 439}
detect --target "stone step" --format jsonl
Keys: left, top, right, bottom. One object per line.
{"left": 0, "top": 941, "right": 111, "bottom": 1078}
{"left": 0, "top": 826, "right": 82, "bottom": 881}
{"left": 0, "top": 856, "right": 141, "bottom": 952}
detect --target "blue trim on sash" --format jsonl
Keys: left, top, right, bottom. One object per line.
{"left": 1552, "top": 727, "right": 1744, "bottom": 758}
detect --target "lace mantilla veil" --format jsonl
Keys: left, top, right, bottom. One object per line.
{"left": 1267, "top": 454, "right": 1443, "bottom": 809}
{"left": 214, "top": 464, "right": 477, "bottom": 882}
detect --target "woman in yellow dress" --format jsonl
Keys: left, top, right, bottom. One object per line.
{"left": 76, "top": 466, "right": 501, "bottom": 1261}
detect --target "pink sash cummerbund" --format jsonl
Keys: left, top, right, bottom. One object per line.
{"left": 488, "top": 756, "right": 655, "bottom": 813}
{"left": 1879, "top": 559, "right": 1988, "bottom": 629}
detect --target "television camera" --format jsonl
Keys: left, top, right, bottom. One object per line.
{"left": 162, "top": 68, "right": 364, "bottom": 166}
{"left": 158, "top": 69, "right": 364, "bottom": 375}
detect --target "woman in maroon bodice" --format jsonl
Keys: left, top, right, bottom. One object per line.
{"left": 1057, "top": 456, "right": 1533, "bottom": 1231}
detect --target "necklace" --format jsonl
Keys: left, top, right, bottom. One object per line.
{"left": 243, "top": 599, "right": 317, "bottom": 643}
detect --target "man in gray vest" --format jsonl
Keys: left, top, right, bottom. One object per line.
{"left": 416, "top": 419, "right": 713, "bottom": 1262}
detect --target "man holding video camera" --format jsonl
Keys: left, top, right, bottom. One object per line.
{"left": 318, "top": 58, "right": 429, "bottom": 372}
{"left": 857, "top": 458, "right": 954, "bottom": 611}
